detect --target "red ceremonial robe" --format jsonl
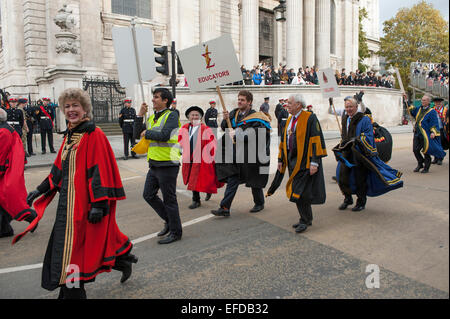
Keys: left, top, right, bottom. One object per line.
{"left": 178, "top": 123, "right": 224, "bottom": 194}
{"left": 0, "top": 123, "right": 34, "bottom": 222}
{"left": 13, "top": 121, "right": 131, "bottom": 291}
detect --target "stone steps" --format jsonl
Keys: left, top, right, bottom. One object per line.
{"left": 96, "top": 122, "right": 122, "bottom": 136}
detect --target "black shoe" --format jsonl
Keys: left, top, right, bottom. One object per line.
{"left": 114, "top": 253, "right": 138, "bottom": 283}
{"left": 339, "top": 197, "right": 353, "bottom": 210}
{"left": 413, "top": 165, "right": 423, "bottom": 172}
{"left": 249, "top": 205, "right": 264, "bottom": 213}
{"left": 437, "top": 159, "right": 443, "bottom": 165}
{"left": 295, "top": 223, "right": 308, "bottom": 233}
{"left": 50, "top": 150, "right": 56, "bottom": 154}
{"left": 157, "top": 223, "right": 169, "bottom": 237}
{"left": 30, "top": 152, "right": 36, "bottom": 156}
{"left": 432, "top": 158, "right": 439, "bottom": 164}
{"left": 131, "top": 154, "right": 138, "bottom": 159}
{"left": 188, "top": 201, "right": 201, "bottom": 209}
{"left": 123, "top": 156, "right": 128, "bottom": 160}
{"left": 292, "top": 221, "right": 312, "bottom": 228}
{"left": 211, "top": 208, "right": 230, "bottom": 217}
{"left": 331, "top": 176, "right": 337, "bottom": 182}
{"left": 352, "top": 204, "right": 365, "bottom": 212}
{"left": 42, "top": 151, "right": 46, "bottom": 155}
{"left": 0, "top": 230, "right": 14, "bottom": 238}
{"left": 421, "top": 168, "right": 429, "bottom": 173}
{"left": 158, "top": 233, "right": 181, "bottom": 244}
{"left": 205, "top": 193, "right": 212, "bottom": 201}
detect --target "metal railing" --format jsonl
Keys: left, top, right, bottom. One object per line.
{"left": 410, "top": 74, "right": 449, "bottom": 100}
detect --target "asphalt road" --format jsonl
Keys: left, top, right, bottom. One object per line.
{"left": 0, "top": 132, "right": 448, "bottom": 299}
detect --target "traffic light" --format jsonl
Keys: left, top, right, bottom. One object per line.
{"left": 154, "top": 46, "right": 169, "bottom": 75}
{"left": 176, "top": 54, "right": 184, "bottom": 74}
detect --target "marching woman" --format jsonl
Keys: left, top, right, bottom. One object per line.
{"left": 178, "top": 106, "right": 223, "bottom": 209}
{"left": 18, "top": 88, "right": 137, "bottom": 299}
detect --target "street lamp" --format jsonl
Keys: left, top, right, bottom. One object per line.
{"left": 274, "top": 0, "right": 286, "bottom": 22}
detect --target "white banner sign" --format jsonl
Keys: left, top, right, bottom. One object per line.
{"left": 177, "top": 35, "right": 243, "bottom": 92}
{"left": 112, "top": 26, "right": 157, "bottom": 87}
{"left": 318, "top": 68, "right": 341, "bottom": 99}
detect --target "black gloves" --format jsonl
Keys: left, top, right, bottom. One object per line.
{"left": 88, "top": 207, "right": 104, "bottom": 224}
{"left": 27, "top": 190, "right": 42, "bottom": 206}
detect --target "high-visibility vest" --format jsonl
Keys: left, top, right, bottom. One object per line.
{"left": 146, "top": 109, "right": 181, "bottom": 162}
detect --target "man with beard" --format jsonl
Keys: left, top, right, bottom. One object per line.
{"left": 212, "top": 90, "right": 271, "bottom": 216}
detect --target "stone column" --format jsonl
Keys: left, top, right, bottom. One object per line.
{"left": 303, "top": 0, "right": 315, "bottom": 68}
{"left": 315, "top": 0, "right": 330, "bottom": 70}
{"left": 199, "top": 0, "right": 217, "bottom": 42}
{"left": 169, "top": 0, "right": 179, "bottom": 45}
{"left": 343, "top": 0, "right": 353, "bottom": 72}
{"left": 79, "top": 0, "right": 105, "bottom": 76}
{"left": 0, "top": 0, "right": 27, "bottom": 91}
{"left": 241, "top": 0, "right": 258, "bottom": 69}
{"left": 286, "top": 0, "right": 303, "bottom": 71}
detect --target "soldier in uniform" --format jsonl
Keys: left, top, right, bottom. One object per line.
{"left": 119, "top": 97, "right": 137, "bottom": 160}
{"left": 37, "top": 97, "right": 56, "bottom": 154}
{"left": 204, "top": 99, "right": 218, "bottom": 134}
{"left": 6, "top": 97, "right": 24, "bottom": 138}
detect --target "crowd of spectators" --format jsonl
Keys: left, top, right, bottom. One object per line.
{"left": 239, "top": 62, "right": 395, "bottom": 88}
{"left": 412, "top": 61, "right": 449, "bottom": 88}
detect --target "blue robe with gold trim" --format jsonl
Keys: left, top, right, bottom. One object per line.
{"left": 409, "top": 105, "right": 446, "bottom": 159}
{"left": 334, "top": 115, "right": 403, "bottom": 197}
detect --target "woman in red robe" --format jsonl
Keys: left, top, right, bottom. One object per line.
{"left": 20, "top": 88, "right": 137, "bottom": 299}
{"left": 0, "top": 108, "right": 37, "bottom": 237}
{"left": 178, "top": 106, "right": 223, "bottom": 209}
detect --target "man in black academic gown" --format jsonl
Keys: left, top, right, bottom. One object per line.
{"left": 212, "top": 90, "right": 271, "bottom": 216}
{"left": 267, "top": 94, "right": 327, "bottom": 233}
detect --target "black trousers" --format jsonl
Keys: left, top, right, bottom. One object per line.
{"left": 143, "top": 166, "right": 182, "bottom": 237}
{"left": 123, "top": 132, "right": 136, "bottom": 157}
{"left": 219, "top": 175, "right": 264, "bottom": 210}
{"left": 296, "top": 198, "right": 313, "bottom": 225}
{"left": 413, "top": 134, "right": 431, "bottom": 169}
{"left": 192, "top": 191, "right": 211, "bottom": 202}
{"left": 0, "top": 207, "right": 13, "bottom": 237}
{"left": 58, "top": 283, "right": 86, "bottom": 299}
{"left": 26, "top": 122, "right": 34, "bottom": 154}
{"left": 338, "top": 153, "right": 368, "bottom": 205}
{"left": 41, "top": 129, "right": 54, "bottom": 152}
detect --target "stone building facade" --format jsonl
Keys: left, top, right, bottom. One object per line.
{"left": 0, "top": 0, "right": 380, "bottom": 100}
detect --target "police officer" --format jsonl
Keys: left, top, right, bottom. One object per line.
{"left": 204, "top": 99, "right": 218, "bottom": 132}
{"left": 119, "top": 97, "right": 137, "bottom": 160}
{"left": 6, "top": 97, "right": 24, "bottom": 138}
{"left": 24, "top": 100, "right": 38, "bottom": 156}
{"left": 37, "top": 97, "right": 56, "bottom": 154}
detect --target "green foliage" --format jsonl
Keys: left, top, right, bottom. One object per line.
{"left": 359, "top": 8, "right": 370, "bottom": 73}
{"left": 380, "top": 1, "right": 449, "bottom": 89}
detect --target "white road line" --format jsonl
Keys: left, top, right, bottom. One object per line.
{"left": 0, "top": 213, "right": 215, "bottom": 275}
{"left": 0, "top": 263, "right": 43, "bottom": 274}
{"left": 121, "top": 176, "right": 142, "bottom": 181}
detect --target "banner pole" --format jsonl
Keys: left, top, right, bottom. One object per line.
{"left": 329, "top": 98, "right": 342, "bottom": 135}
{"left": 131, "top": 18, "right": 146, "bottom": 105}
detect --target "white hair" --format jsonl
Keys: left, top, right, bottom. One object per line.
{"left": 0, "top": 108, "right": 6, "bottom": 122}
{"left": 289, "top": 94, "right": 307, "bottom": 107}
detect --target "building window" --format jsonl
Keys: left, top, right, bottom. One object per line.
{"left": 111, "top": 0, "right": 151, "bottom": 19}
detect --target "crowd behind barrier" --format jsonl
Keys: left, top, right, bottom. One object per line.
{"left": 410, "top": 62, "right": 449, "bottom": 99}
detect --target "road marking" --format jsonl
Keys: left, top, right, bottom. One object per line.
{"left": 0, "top": 214, "right": 214, "bottom": 275}
{"left": 122, "top": 176, "right": 142, "bottom": 181}
{"left": 0, "top": 263, "right": 43, "bottom": 274}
